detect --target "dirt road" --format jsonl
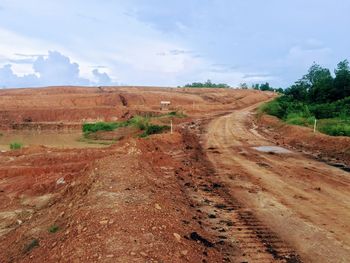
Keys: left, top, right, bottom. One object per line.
{"left": 203, "top": 103, "right": 350, "bottom": 262}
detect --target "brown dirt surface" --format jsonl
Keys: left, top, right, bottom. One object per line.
{"left": 1, "top": 86, "right": 349, "bottom": 263}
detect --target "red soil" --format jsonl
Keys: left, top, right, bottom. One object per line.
{"left": 0, "top": 86, "right": 271, "bottom": 128}
{"left": 4, "top": 87, "right": 349, "bottom": 262}
{"left": 0, "top": 87, "right": 274, "bottom": 262}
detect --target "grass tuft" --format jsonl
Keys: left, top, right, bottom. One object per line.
{"left": 48, "top": 225, "right": 59, "bottom": 233}
{"left": 10, "top": 142, "right": 23, "bottom": 150}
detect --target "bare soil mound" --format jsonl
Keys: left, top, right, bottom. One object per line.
{"left": 0, "top": 132, "right": 227, "bottom": 263}
{"left": 0, "top": 86, "right": 272, "bottom": 129}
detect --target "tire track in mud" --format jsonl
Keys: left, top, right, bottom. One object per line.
{"left": 172, "top": 123, "right": 302, "bottom": 263}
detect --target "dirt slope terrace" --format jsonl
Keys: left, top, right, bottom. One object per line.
{"left": 0, "top": 87, "right": 274, "bottom": 262}
{"left": 0, "top": 86, "right": 267, "bottom": 129}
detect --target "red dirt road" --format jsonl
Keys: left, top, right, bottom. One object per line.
{"left": 204, "top": 103, "right": 350, "bottom": 262}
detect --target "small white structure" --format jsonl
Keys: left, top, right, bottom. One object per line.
{"left": 160, "top": 101, "right": 171, "bottom": 110}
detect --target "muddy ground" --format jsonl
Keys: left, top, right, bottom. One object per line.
{"left": 0, "top": 87, "right": 349, "bottom": 263}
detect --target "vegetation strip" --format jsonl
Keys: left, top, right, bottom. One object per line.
{"left": 260, "top": 60, "right": 350, "bottom": 136}
{"left": 82, "top": 114, "right": 173, "bottom": 139}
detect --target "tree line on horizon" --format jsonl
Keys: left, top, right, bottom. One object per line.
{"left": 182, "top": 79, "right": 283, "bottom": 92}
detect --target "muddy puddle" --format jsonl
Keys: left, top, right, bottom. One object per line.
{"left": 252, "top": 145, "right": 292, "bottom": 154}
{"left": 0, "top": 130, "right": 109, "bottom": 150}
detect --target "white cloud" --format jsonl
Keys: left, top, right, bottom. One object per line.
{"left": 33, "top": 51, "right": 89, "bottom": 86}
{"left": 92, "top": 69, "right": 112, "bottom": 86}
{"left": 0, "top": 64, "right": 38, "bottom": 88}
{"left": 0, "top": 51, "right": 116, "bottom": 88}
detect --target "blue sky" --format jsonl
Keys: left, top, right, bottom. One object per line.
{"left": 0, "top": 0, "right": 349, "bottom": 88}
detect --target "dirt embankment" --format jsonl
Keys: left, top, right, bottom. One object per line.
{"left": 0, "top": 130, "right": 232, "bottom": 263}
{"left": 256, "top": 114, "right": 350, "bottom": 167}
{"left": 0, "top": 86, "right": 272, "bottom": 129}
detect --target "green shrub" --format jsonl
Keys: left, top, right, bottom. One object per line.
{"left": 128, "top": 116, "right": 149, "bottom": 130}
{"left": 82, "top": 116, "right": 173, "bottom": 138}
{"left": 48, "top": 225, "right": 59, "bottom": 233}
{"left": 83, "top": 116, "right": 153, "bottom": 134}
{"left": 10, "top": 142, "right": 23, "bottom": 150}
{"left": 140, "top": 124, "right": 169, "bottom": 137}
{"left": 83, "top": 122, "right": 120, "bottom": 133}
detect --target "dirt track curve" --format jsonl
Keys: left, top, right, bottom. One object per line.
{"left": 203, "top": 103, "right": 350, "bottom": 263}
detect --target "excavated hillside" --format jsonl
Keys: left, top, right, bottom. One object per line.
{"left": 0, "top": 87, "right": 349, "bottom": 263}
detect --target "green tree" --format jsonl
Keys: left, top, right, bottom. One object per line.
{"left": 285, "top": 63, "right": 334, "bottom": 103}
{"left": 285, "top": 80, "right": 309, "bottom": 101}
{"left": 333, "top": 60, "right": 350, "bottom": 100}
{"left": 184, "top": 79, "right": 229, "bottom": 88}
{"left": 259, "top": 82, "right": 272, "bottom": 91}
{"left": 305, "top": 63, "right": 333, "bottom": 103}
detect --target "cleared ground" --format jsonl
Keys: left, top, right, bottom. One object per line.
{"left": 0, "top": 87, "right": 349, "bottom": 262}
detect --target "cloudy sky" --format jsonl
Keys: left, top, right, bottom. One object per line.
{"left": 0, "top": 0, "right": 349, "bottom": 88}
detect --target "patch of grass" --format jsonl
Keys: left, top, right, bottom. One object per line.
{"left": 285, "top": 114, "right": 315, "bottom": 126}
{"left": 83, "top": 115, "right": 172, "bottom": 139}
{"left": 48, "top": 225, "right": 59, "bottom": 233}
{"left": 82, "top": 116, "right": 149, "bottom": 134}
{"left": 24, "top": 239, "right": 39, "bottom": 253}
{"left": 140, "top": 124, "right": 170, "bottom": 138}
{"left": 82, "top": 121, "right": 128, "bottom": 133}
{"left": 317, "top": 119, "right": 350, "bottom": 136}
{"left": 10, "top": 142, "right": 23, "bottom": 150}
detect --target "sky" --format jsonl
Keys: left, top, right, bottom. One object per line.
{"left": 0, "top": 0, "right": 349, "bottom": 88}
